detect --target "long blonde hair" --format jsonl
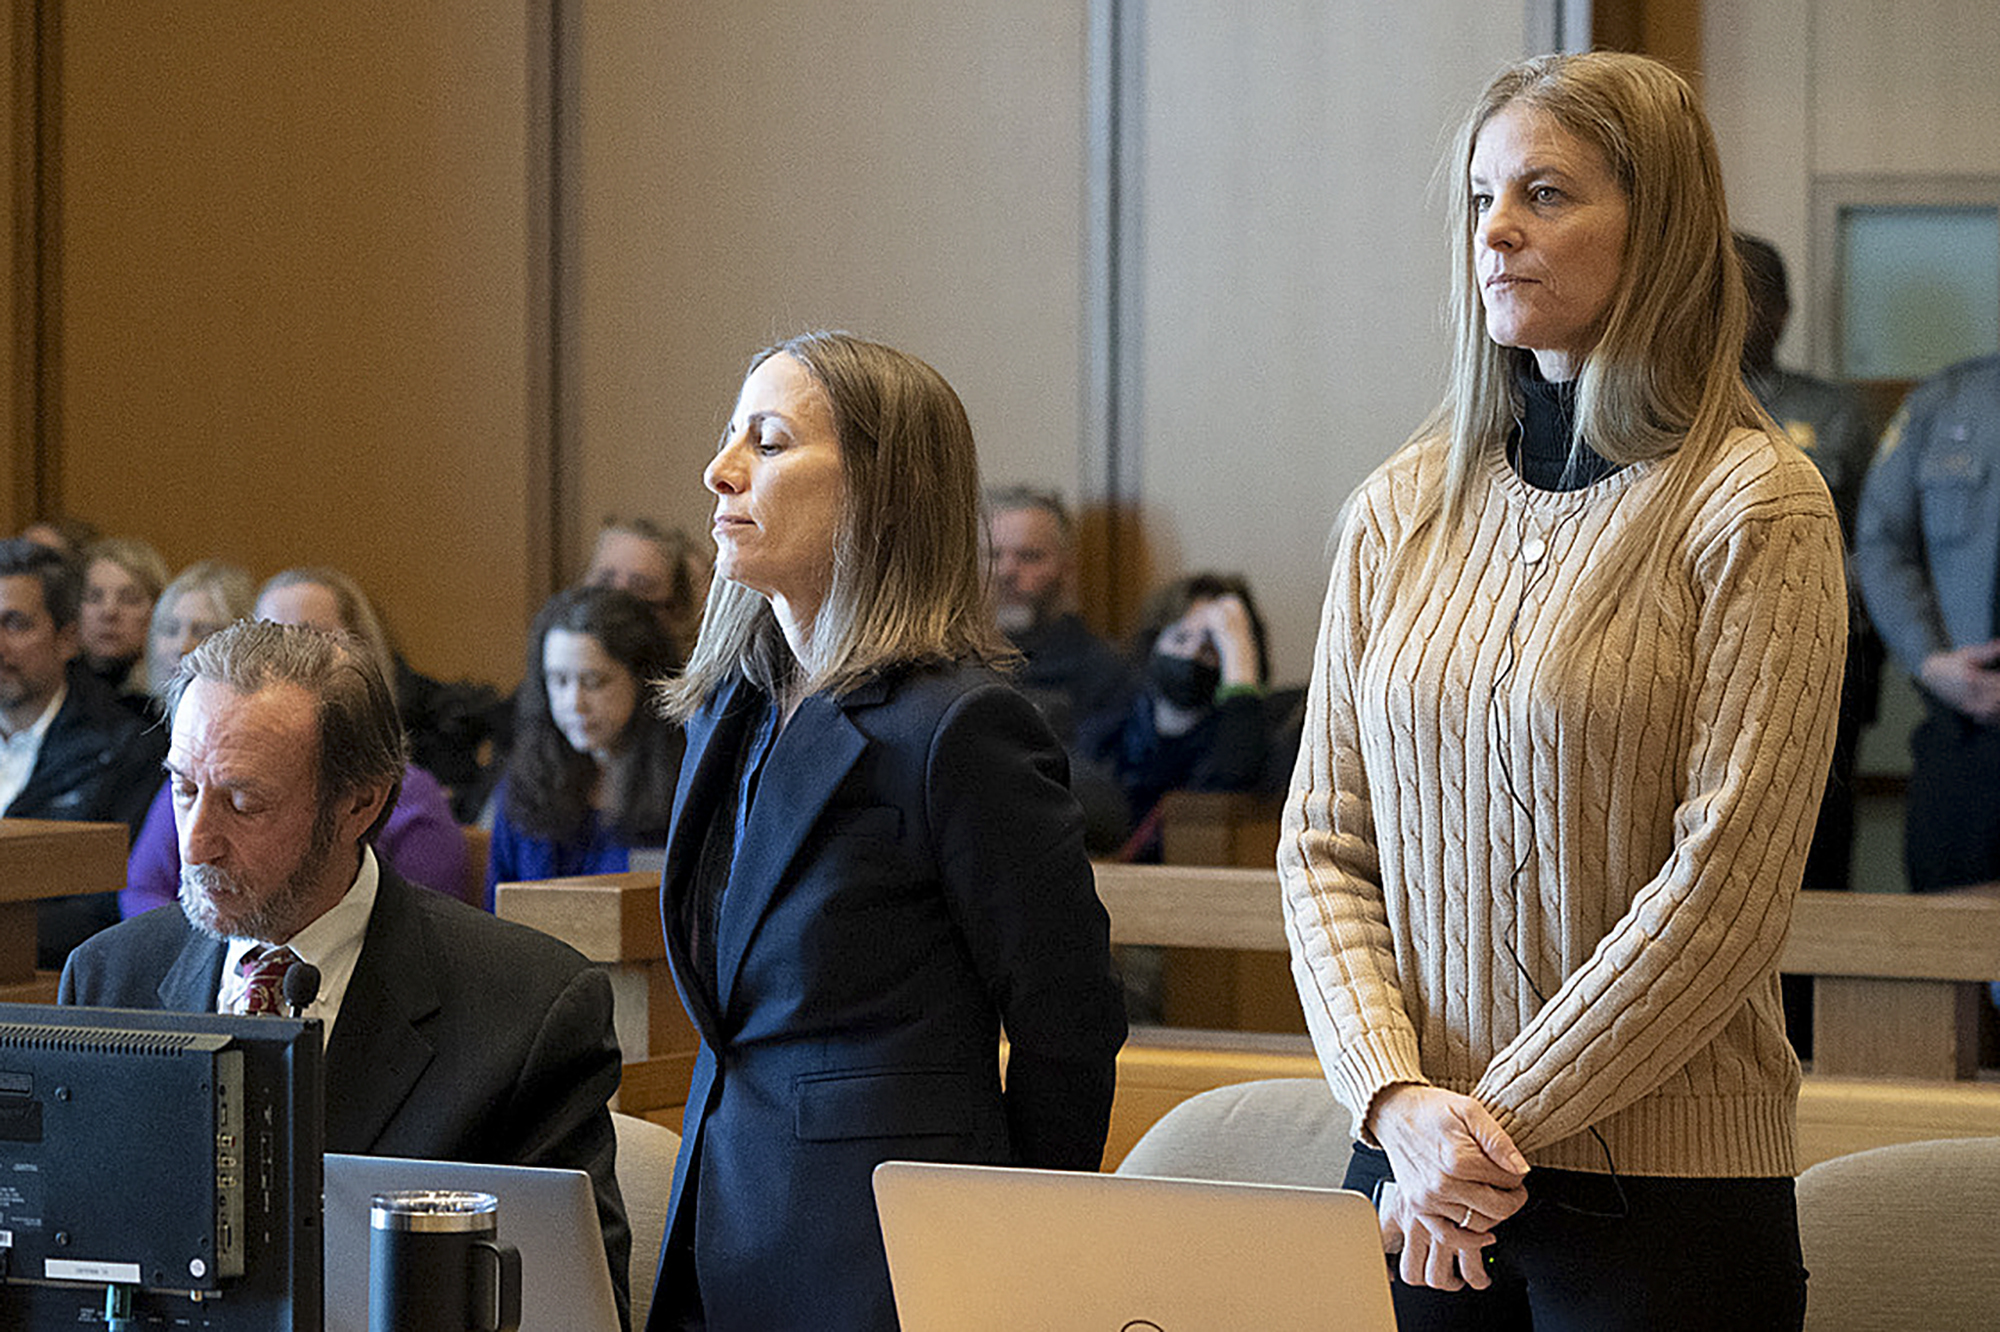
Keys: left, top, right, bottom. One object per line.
{"left": 1386, "top": 51, "right": 1767, "bottom": 657}
{"left": 661, "top": 331, "right": 1012, "bottom": 720}
{"left": 147, "top": 559, "right": 256, "bottom": 698}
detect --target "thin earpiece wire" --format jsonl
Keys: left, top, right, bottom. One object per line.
{"left": 1486, "top": 484, "right": 1630, "bottom": 1220}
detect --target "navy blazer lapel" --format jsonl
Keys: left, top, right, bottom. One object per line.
{"left": 658, "top": 677, "right": 765, "bottom": 1040}
{"left": 322, "top": 870, "right": 443, "bottom": 1154}
{"left": 713, "top": 691, "right": 869, "bottom": 1016}
{"left": 158, "top": 928, "right": 227, "bottom": 1010}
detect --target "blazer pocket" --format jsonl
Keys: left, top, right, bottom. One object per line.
{"left": 819, "top": 803, "right": 905, "bottom": 844}
{"left": 793, "top": 1067, "right": 975, "bottom": 1142}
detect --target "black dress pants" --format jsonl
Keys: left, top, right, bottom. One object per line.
{"left": 1904, "top": 698, "right": 2000, "bottom": 893}
{"left": 1343, "top": 1145, "right": 1807, "bottom": 1331}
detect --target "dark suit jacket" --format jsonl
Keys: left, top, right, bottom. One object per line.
{"left": 651, "top": 663, "right": 1127, "bottom": 1332}
{"left": 59, "top": 863, "right": 632, "bottom": 1328}
{"left": 9, "top": 666, "right": 167, "bottom": 967}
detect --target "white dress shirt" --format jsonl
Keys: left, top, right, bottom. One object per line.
{"left": 0, "top": 681, "right": 66, "bottom": 815}
{"left": 217, "top": 846, "right": 380, "bottom": 1049}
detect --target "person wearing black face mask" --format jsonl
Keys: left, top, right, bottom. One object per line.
{"left": 1093, "top": 572, "right": 1296, "bottom": 865}
{"left": 1149, "top": 649, "right": 1223, "bottom": 710}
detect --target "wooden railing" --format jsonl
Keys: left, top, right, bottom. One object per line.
{"left": 0, "top": 819, "right": 130, "bottom": 1003}
{"left": 496, "top": 860, "right": 2000, "bottom": 1148}
{"left": 495, "top": 871, "right": 696, "bottom": 1126}
{"left": 1094, "top": 863, "right": 2000, "bottom": 1081}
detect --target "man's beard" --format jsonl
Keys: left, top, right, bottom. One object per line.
{"left": 179, "top": 804, "right": 344, "bottom": 943}
{"left": 0, "top": 668, "right": 30, "bottom": 711}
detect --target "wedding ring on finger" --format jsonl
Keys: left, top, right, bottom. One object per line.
{"left": 1461, "top": 1206, "right": 1477, "bottom": 1229}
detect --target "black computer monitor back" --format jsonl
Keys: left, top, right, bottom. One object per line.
{"left": 0, "top": 1002, "right": 323, "bottom": 1331}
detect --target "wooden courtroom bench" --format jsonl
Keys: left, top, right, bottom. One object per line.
{"left": 1149, "top": 791, "right": 1305, "bottom": 1033}
{"left": 495, "top": 871, "right": 697, "bottom": 1128}
{"left": 0, "top": 819, "right": 130, "bottom": 1003}
{"left": 1788, "top": 883, "right": 2000, "bottom": 1079}
{"left": 1095, "top": 862, "right": 2000, "bottom": 1082}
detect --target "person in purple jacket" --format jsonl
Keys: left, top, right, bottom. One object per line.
{"left": 122, "top": 566, "right": 469, "bottom": 914}
{"left": 485, "top": 586, "right": 683, "bottom": 907}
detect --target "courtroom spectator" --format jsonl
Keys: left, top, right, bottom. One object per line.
{"left": 395, "top": 655, "right": 506, "bottom": 821}
{"left": 1854, "top": 352, "right": 2000, "bottom": 902}
{"left": 265, "top": 563, "right": 500, "bottom": 824}
{"left": 78, "top": 536, "right": 171, "bottom": 711}
{"left": 1738, "top": 235, "right": 1876, "bottom": 534}
{"left": 487, "top": 586, "right": 680, "bottom": 907}
{"left": 984, "top": 485, "right": 1135, "bottom": 748}
{"left": 0, "top": 539, "right": 166, "bottom": 967}
{"left": 146, "top": 560, "right": 256, "bottom": 700}
{"left": 126, "top": 567, "right": 469, "bottom": 914}
{"left": 1093, "top": 571, "right": 1298, "bottom": 861}
{"left": 18, "top": 516, "right": 100, "bottom": 562}
{"left": 469, "top": 519, "right": 703, "bottom": 823}
{"left": 62, "top": 620, "right": 629, "bottom": 1325}
{"left": 984, "top": 486, "right": 1137, "bottom": 851}
{"left": 652, "top": 331, "right": 1124, "bottom": 1330}
{"left": 585, "top": 515, "right": 713, "bottom": 662}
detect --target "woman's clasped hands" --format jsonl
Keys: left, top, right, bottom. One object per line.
{"left": 1369, "top": 1084, "right": 1530, "bottom": 1292}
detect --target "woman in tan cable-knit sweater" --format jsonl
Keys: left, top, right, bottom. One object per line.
{"left": 1280, "top": 52, "right": 1844, "bottom": 1331}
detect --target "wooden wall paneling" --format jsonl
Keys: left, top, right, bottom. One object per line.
{"left": 4, "top": 0, "right": 59, "bottom": 536}
{"left": 52, "top": 2, "right": 541, "bottom": 684}
{"left": 1114, "top": 4, "right": 1522, "bottom": 683}
{"left": 571, "top": 3, "right": 1091, "bottom": 582}
{"left": 524, "top": 0, "right": 574, "bottom": 599}
{"left": 1594, "top": 0, "right": 1703, "bottom": 87}
{"left": 3, "top": 0, "right": 23, "bottom": 535}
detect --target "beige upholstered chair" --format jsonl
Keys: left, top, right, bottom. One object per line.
{"left": 613, "top": 1111, "right": 682, "bottom": 1331}
{"left": 1115, "top": 1076, "right": 1355, "bottom": 1186}
{"left": 1797, "top": 1136, "right": 2000, "bottom": 1330}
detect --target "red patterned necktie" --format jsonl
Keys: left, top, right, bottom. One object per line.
{"left": 236, "top": 945, "right": 298, "bottom": 1016}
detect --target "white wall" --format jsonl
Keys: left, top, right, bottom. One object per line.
{"left": 575, "top": 2, "right": 1088, "bottom": 558}
{"left": 1124, "top": 4, "right": 1525, "bottom": 679}
{"left": 573, "top": 2, "right": 1528, "bottom": 683}
{"left": 1705, "top": 0, "right": 2000, "bottom": 373}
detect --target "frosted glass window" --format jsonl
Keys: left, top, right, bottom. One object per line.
{"left": 1839, "top": 207, "right": 2000, "bottom": 380}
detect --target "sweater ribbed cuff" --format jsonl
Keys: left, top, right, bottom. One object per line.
{"left": 1332, "top": 1028, "right": 1427, "bottom": 1143}
{"left": 1497, "top": 1092, "right": 1798, "bottom": 1178}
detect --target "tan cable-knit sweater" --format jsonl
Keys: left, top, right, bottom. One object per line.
{"left": 1280, "top": 427, "right": 1846, "bottom": 1178}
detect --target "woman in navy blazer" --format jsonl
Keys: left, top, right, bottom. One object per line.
{"left": 648, "top": 331, "right": 1127, "bottom": 1331}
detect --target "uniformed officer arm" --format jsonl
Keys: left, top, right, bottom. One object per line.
{"left": 1853, "top": 413, "right": 1953, "bottom": 677}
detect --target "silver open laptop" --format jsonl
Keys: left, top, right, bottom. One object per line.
{"left": 873, "top": 1161, "right": 1398, "bottom": 1332}
{"left": 323, "top": 1153, "right": 621, "bottom": 1332}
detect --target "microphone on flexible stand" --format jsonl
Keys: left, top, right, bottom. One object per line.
{"left": 282, "top": 960, "right": 322, "bottom": 1018}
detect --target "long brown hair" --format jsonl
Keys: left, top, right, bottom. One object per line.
{"left": 507, "top": 586, "right": 681, "bottom": 843}
{"left": 1380, "top": 51, "right": 1769, "bottom": 658}
{"left": 661, "top": 331, "right": 1012, "bottom": 719}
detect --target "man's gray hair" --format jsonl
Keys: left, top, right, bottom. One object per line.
{"left": 984, "top": 485, "right": 1075, "bottom": 548}
{"left": 168, "top": 619, "right": 408, "bottom": 842}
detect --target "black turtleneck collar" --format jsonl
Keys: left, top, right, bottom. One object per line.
{"left": 1511, "top": 364, "right": 1618, "bottom": 492}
